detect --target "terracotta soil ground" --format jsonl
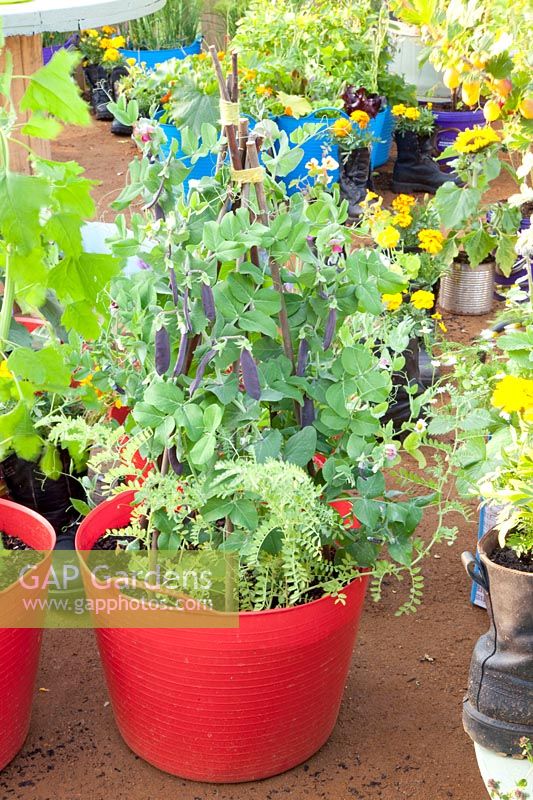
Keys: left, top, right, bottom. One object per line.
{"left": 1, "top": 120, "right": 517, "bottom": 800}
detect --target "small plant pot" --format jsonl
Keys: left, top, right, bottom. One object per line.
{"left": 76, "top": 492, "right": 369, "bottom": 783}
{"left": 462, "top": 529, "right": 533, "bottom": 759}
{"left": 474, "top": 742, "right": 532, "bottom": 797}
{"left": 438, "top": 259, "right": 494, "bottom": 315}
{"left": 0, "top": 499, "right": 55, "bottom": 770}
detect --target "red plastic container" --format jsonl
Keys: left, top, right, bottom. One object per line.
{"left": 0, "top": 499, "right": 55, "bottom": 771}
{"left": 76, "top": 492, "right": 369, "bottom": 783}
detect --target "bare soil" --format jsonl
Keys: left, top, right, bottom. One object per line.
{"left": 1, "top": 118, "right": 515, "bottom": 800}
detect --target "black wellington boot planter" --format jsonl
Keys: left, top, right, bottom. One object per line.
{"left": 0, "top": 453, "right": 85, "bottom": 550}
{"left": 84, "top": 65, "right": 113, "bottom": 121}
{"left": 392, "top": 131, "right": 460, "bottom": 194}
{"left": 339, "top": 147, "right": 372, "bottom": 219}
{"left": 109, "top": 65, "right": 133, "bottom": 135}
{"left": 462, "top": 529, "right": 533, "bottom": 757}
{"left": 383, "top": 337, "right": 426, "bottom": 429}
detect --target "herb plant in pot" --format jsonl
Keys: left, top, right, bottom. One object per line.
{"left": 72, "top": 51, "right": 459, "bottom": 782}
{"left": 0, "top": 48, "right": 121, "bottom": 546}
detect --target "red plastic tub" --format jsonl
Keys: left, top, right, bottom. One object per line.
{"left": 76, "top": 492, "right": 369, "bottom": 782}
{"left": 0, "top": 499, "right": 55, "bottom": 771}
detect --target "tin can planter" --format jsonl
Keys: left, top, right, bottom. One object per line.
{"left": 76, "top": 492, "right": 369, "bottom": 783}
{"left": 0, "top": 500, "right": 55, "bottom": 770}
{"left": 120, "top": 37, "right": 202, "bottom": 70}
{"left": 439, "top": 258, "right": 495, "bottom": 315}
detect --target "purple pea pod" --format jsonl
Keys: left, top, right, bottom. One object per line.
{"left": 155, "top": 325, "right": 171, "bottom": 375}
{"left": 240, "top": 348, "right": 261, "bottom": 401}
{"left": 323, "top": 308, "right": 337, "bottom": 351}
{"left": 301, "top": 396, "right": 315, "bottom": 428}
{"left": 189, "top": 348, "right": 216, "bottom": 396}
{"left": 201, "top": 283, "right": 216, "bottom": 323}
{"left": 168, "top": 446, "right": 184, "bottom": 476}
{"left": 296, "top": 338, "right": 309, "bottom": 377}
{"left": 173, "top": 333, "right": 189, "bottom": 378}
{"left": 183, "top": 287, "right": 192, "bottom": 333}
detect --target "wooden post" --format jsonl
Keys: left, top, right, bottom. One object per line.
{"left": 0, "top": 35, "right": 52, "bottom": 174}
{"left": 201, "top": 0, "right": 227, "bottom": 50}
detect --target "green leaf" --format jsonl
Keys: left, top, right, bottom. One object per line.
{"left": 253, "top": 429, "right": 282, "bottom": 462}
{"left": 353, "top": 498, "right": 381, "bottom": 529}
{"left": 0, "top": 402, "right": 42, "bottom": 461}
{"left": 463, "top": 228, "right": 496, "bottom": 268}
{"left": 20, "top": 50, "right": 90, "bottom": 126}
{"left": 71, "top": 498, "right": 92, "bottom": 517}
{"left": 357, "top": 471, "right": 385, "bottom": 498}
{"left": 0, "top": 173, "right": 50, "bottom": 251}
{"left": 435, "top": 184, "right": 482, "bottom": 229}
{"left": 204, "top": 404, "right": 223, "bottom": 433}
{"left": 283, "top": 426, "right": 317, "bottom": 467}
{"left": 8, "top": 347, "right": 70, "bottom": 390}
{"left": 388, "top": 537, "right": 413, "bottom": 567}
{"left": 21, "top": 113, "right": 63, "bottom": 140}
{"left": 495, "top": 234, "right": 518, "bottom": 276}
{"left": 190, "top": 433, "right": 216, "bottom": 465}
{"left": 239, "top": 310, "right": 279, "bottom": 338}
{"left": 40, "top": 445, "right": 62, "bottom": 480}
{"left": 61, "top": 302, "right": 100, "bottom": 339}
{"left": 144, "top": 382, "right": 184, "bottom": 415}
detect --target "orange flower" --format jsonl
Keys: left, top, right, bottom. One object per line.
{"left": 160, "top": 91, "right": 172, "bottom": 104}
{"left": 284, "top": 106, "right": 294, "bottom": 117}
{"left": 331, "top": 118, "right": 352, "bottom": 138}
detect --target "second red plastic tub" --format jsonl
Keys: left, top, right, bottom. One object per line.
{"left": 76, "top": 491, "right": 369, "bottom": 783}
{"left": 0, "top": 499, "right": 55, "bottom": 771}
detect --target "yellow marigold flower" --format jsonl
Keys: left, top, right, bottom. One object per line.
{"left": 331, "top": 118, "right": 353, "bottom": 138}
{"left": 114, "top": 399, "right": 123, "bottom": 409}
{"left": 126, "top": 57, "right": 137, "bottom": 66}
{"left": 411, "top": 289, "right": 435, "bottom": 310}
{"left": 217, "top": 51, "right": 226, "bottom": 60}
{"left": 243, "top": 68, "right": 257, "bottom": 81}
{"left": 375, "top": 226, "right": 401, "bottom": 249}
{"left": 361, "top": 190, "right": 381, "bottom": 206}
{"left": 111, "top": 35, "right": 125, "bottom": 49}
{"left": 404, "top": 107, "right": 421, "bottom": 121}
{"left": 100, "top": 37, "right": 112, "bottom": 49}
{"left": 454, "top": 126, "right": 500, "bottom": 154}
{"left": 350, "top": 110, "right": 370, "bottom": 129}
{"left": 392, "top": 212, "right": 413, "bottom": 228}
{"left": 491, "top": 375, "right": 533, "bottom": 414}
{"left": 102, "top": 48, "right": 121, "bottom": 63}
{"left": 382, "top": 293, "right": 403, "bottom": 311}
{"left": 101, "top": 25, "right": 116, "bottom": 34}
{"left": 197, "top": 52, "right": 208, "bottom": 61}
{"left": 392, "top": 104, "right": 406, "bottom": 117}
{"left": 418, "top": 228, "right": 445, "bottom": 254}
{"left": 392, "top": 193, "right": 416, "bottom": 213}
{"left": 427, "top": 102, "right": 433, "bottom": 110}
{"left": 86, "top": 29, "right": 99, "bottom": 38}
{"left": 0, "top": 360, "right": 12, "bottom": 379}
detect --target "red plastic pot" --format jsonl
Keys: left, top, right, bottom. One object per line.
{"left": 14, "top": 316, "right": 44, "bottom": 334}
{"left": 76, "top": 492, "right": 369, "bottom": 783}
{"left": 0, "top": 499, "right": 55, "bottom": 771}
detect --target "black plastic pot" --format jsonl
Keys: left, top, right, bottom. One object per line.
{"left": 462, "top": 529, "right": 533, "bottom": 755}
{"left": 0, "top": 453, "right": 86, "bottom": 547}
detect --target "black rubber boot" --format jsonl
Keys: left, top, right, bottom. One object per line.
{"left": 339, "top": 147, "right": 372, "bottom": 219}
{"left": 109, "top": 65, "right": 134, "bottom": 135}
{"left": 91, "top": 85, "right": 113, "bottom": 121}
{"left": 383, "top": 337, "right": 426, "bottom": 429}
{"left": 462, "top": 530, "right": 533, "bottom": 756}
{"left": 392, "top": 131, "right": 459, "bottom": 194}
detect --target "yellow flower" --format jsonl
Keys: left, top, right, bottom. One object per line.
{"left": 411, "top": 290, "right": 435, "bottom": 310}
{"left": 392, "top": 194, "right": 416, "bottom": 213}
{"left": 126, "top": 57, "right": 137, "bottom": 66}
{"left": 491, "top": 375, "right": 533, "bottom": 414}
{"left": 100, "top": 37, "right": 112, "bottom": 49}
{"left": 454, "top": 126, "right": 501, "bottom": 154}
{"left": 427, "top": 102, "right": 433, "bottom": 110}
{"left": 418, "top": 229, "right": 445, "bottom": 254}
{"left": 374, "top": 226, "right": 401, "bottom": 249}
{"left": 350, "top": 110, "right": 370, "bottom": 129}
{"left": 197, "top": 52, "right": 208, "bottom": 61}
{"left": 361, "top": 190, "right": 381, "bottom": 206}
{"left": 101, "top": 25, "right": 117, "bottom": 34}
{"left": 243, "top": 68, "right": 257, "bottom": 81}
{"left": 404, "top": 107, "right": 421, "bottom": 121}
{"left": 256, "top": 84, "right": 273, "bottom": 96}
{"left": 331, "top": 118, "right": 353, "bottom": 138}
{"left": 86, "top": 29, "right": 99, "bottom": 38}
{"left": 102, "top": 48, "right": 121, "bottom": 63}
{"left": 79, "top": 373, "right": 94, "bottom": 387}
{"left": 114, "top": 398, "right": 124, "bottom": 409}
{"left": 382, "top": 293, "right": 403, "bottom": 311}
{"left": 392, "top": 104, "right": 407, "bottom": 117}
{"left": 217, "top": 51, "right": 226, "bottom": 60}
{"left": 110, "top": 35, "right": 125, "bottom": 49}
{"left": 0, "top": 360, "right": 12, "bottom": 380}
{"left": 392, "top": 212, "right": 413, "bottom": 228}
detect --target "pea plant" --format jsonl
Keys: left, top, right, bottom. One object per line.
{"left": 75, "top": 50, "right": 462, "bottom": 612}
